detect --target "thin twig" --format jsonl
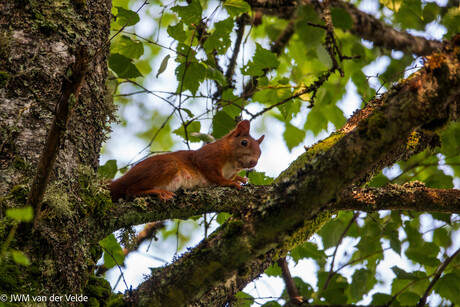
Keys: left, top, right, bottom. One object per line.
{"left": 100, "top": 246, "right": 130, "bottom": 291}
{"left": 322, "top": 212, "right": 358, "bottom": 290}
{"left": 417, "top": 247, "right": 460, "bottom": 307}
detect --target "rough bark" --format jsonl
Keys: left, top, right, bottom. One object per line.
{"left": 0, "top": 0, "right": 114, "bottom": 302}
{"left": 132, "top": 38, "right": 460, "bottom": 306}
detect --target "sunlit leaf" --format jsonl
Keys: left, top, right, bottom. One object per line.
{"left": 241, "top": 43, "right": 280, "bottom": 76}
{"left": 98, "top": 159, "right": 118, "bottom": 179}
{"left": 115, "top": 7, "right": 140, "bottom": 27}
{"left": 99, "top": 234, "right": 125, "bottom": 269}
{"left": 173, "top": 121, "right": 202, "bottom": 143}
{"left": 109, "top": 53, "right": 143, "bottom": 78}
{"left": 156, "top": 54, "right": 171, "bottom": 78}
{"left": 223, "top": 0, "right": 250, "bottom": 17}
{"left": 172, "top": 0, "right": 202, "bottom": 26}
{"left": 6, "top": 206, "right": 33, "bottom": 222}
{"left": 11, "top": 250, "right": 30, "bottom": 266}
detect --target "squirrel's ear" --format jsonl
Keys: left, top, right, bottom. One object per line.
{"left": 233, "top": 120, "right": 250, "bottom": 137}
{"left": 257, "top": 135, "right": 265, "bottom": 144}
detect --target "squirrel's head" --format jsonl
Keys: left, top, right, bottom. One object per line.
{"left": 229, "top": 120, "right": 265, "bottom": 169}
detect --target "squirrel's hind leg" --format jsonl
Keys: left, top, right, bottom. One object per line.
{"left": 140, "top": 189, "right": 175, "bottom": 201}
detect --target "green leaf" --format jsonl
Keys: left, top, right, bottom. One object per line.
{"left": 173, "top": 121, "right": 202, "bottom": 143}
{"left": 265, "top": 263, "right": 282, "bottom": 277}
{"left": 391, "top": 266, "right": 420, "bottom": 280}
{"left": 349, "top": 269, "right": 375, "bottom": 302}
{"left": 156, "top": 54, "right": 171, "bottom": 78}
{"left": 331, "top": 7, "right": 353, "bottom": 30}
{"left": 368, "top": 172, "right": 390, "bottom": 187}
{"left": 430, "top": 212, "right": 452, "bottom": 224}
{"left": 317, "top": 272, "right": 349, "bottom": 304}
{"left": 203, "top": 18, "right": 234, "bottom": 54}
{"left": 433, "top": 227, "right": 451, "bottom": 247}
{"left": 111, "top": 35, "right": 144, "bottom": 59}
{"left": 234, "top": 291, "right": 254, "bottom": 307}
{"left": 370, "top": 293, "right": 392, "bottom": 305}
{"left": 223, "top": 0, "right": 250, "bottom": 17}
{"left": 109, "top": 53, "right": 143, "bottom": 78}
{"left": 318, "top": 215, "right": 348, "bottom": 250}
{"left": 99, "top": 234, "right": 125, "bottom": 269}
{"left": 172, "top": 0, "right": 202, "bottom": 26}
{"left": 216, "top": 212, "right": 231, "bottom": 224}
{"left": 379, "top": 0, "right": 402, "bottom": 12}
{"left": 241, "top": 43, "right": 280, "bottom": 76}
{"left": 206, "top": 65, "right": 227, "bottom": 86}
{"left": 443, "top": 7, "right": 460, "bottom": 37}
{"left": 175, "top": 61, "right": 206, "bottom": 95}
{"left": 283, "top": 123, "right": 306, "bottom": 151}
{"left": 291, "top": 242, "right": 326, "bottom": 265}
{"left": 115, "top": 7, "right": 140, "bottom": 27}
{"left": 11, "top": 250, "right": 30, "bottom": 266}
{"left": 247, "top": 171, "right": 274, "bottom": 185}
{"left": 167, "top": 23, "right": 187, "bottom": 42}
{"left": 212, "top": 110, "right": 235, "bottom": 139}
{"left": 98, "top": 159, "right": 118, "bottom": 179}
{"left": 296, "top": 21, "right": 324, "bottom": 48}
{"left": 397, "top": 292, "right": 420, "bottom": 306}
{"left": 433, "top": 273, "right": 460, "bottom": 304}
{"left": 405, "top": 242, "right": 441, "bottom": 268}
{"left": 305, "top": 107, "right": 328, "bottom": 136}
{"left": 6, "top": 206, "right": 33, "bottom": 222}
{"left": 424, "top": 170, "right": 454, "bottom": 189}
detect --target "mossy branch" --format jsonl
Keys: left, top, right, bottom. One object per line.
{"left": 129, "top": 37, "right": 460, "bottom": 306}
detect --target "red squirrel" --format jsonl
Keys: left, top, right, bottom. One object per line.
{"left": 109, "top": 120, "right": 264, "bottom": 201}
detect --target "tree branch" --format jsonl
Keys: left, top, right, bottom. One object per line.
{"left": 278, "top": 257, "right": 303, "bottom": 305}
{"left": 130, "top": 38, "right": 460, "bottom": 305}
{"left": 336, "top": 184, "right": 460, "bottom": 214}
{"left": 27, "top": 46, "right": 89, "bottom": 226}
{"left": 244, "top": 0, "right": 443, "bottom": 56}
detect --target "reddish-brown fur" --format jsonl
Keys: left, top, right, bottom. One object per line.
{"left": 109, "top": 120, "right": 264, "bottom": 201}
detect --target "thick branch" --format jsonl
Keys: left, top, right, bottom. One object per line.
{"left": 336, "top": 184, "right": 460, "bottom": 214}
{"left": 132, "top": 39, "right": 459, "bottom": 305}
{"left": 245, "top": 0, "right": 443, "bottom": 55}
{"left": 328, "top": 0, "right": 443, "bottom": 55}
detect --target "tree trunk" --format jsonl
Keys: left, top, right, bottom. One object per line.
{"left": 0, "top": 0, "right": 114, "bottom": 304}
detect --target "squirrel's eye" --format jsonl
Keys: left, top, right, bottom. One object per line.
{"left": 241, "top": 140, "right": 248, "bottom": 146}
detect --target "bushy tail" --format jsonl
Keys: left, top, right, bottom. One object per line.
{"left": 108, "top": 179, "right": 125, "bottom": 201}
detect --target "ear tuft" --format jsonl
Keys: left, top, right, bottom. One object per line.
{"left": 257, "top": 135, "right": 265, "bottom": 144}
{"left": 233, "top": 120, "right": 250, "bottom": 137}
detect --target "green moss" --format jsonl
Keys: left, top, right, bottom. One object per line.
{"left": 84, "top": 276, "right": 111, "bottom": 305}
{"left": 0, "top": 71, "right": 9, "bottom": 87}
{"left": 76, "top": 165, "right": 113, "bottom": 218}
{"left": 365, "top": 110, "right": 387, "bottom": 140}
{"left": 107, "top": 293, "right": 125, "bottom": 307}
{"left": 12, "top": 157, "right": 28, "bottom": 171}
{"left": 0, "top": 263, "right": 21, "bottom": 293}
{"left": 9, "top": 185, "right": 28, "bottom": 204}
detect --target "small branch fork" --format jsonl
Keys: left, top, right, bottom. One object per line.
{"left": 27, "top": 46, "right": 90, "bottom": 227}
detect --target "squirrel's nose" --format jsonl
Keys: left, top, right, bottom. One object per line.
{"left": 249, "top": 159, "right": 258, "bottom": 168}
